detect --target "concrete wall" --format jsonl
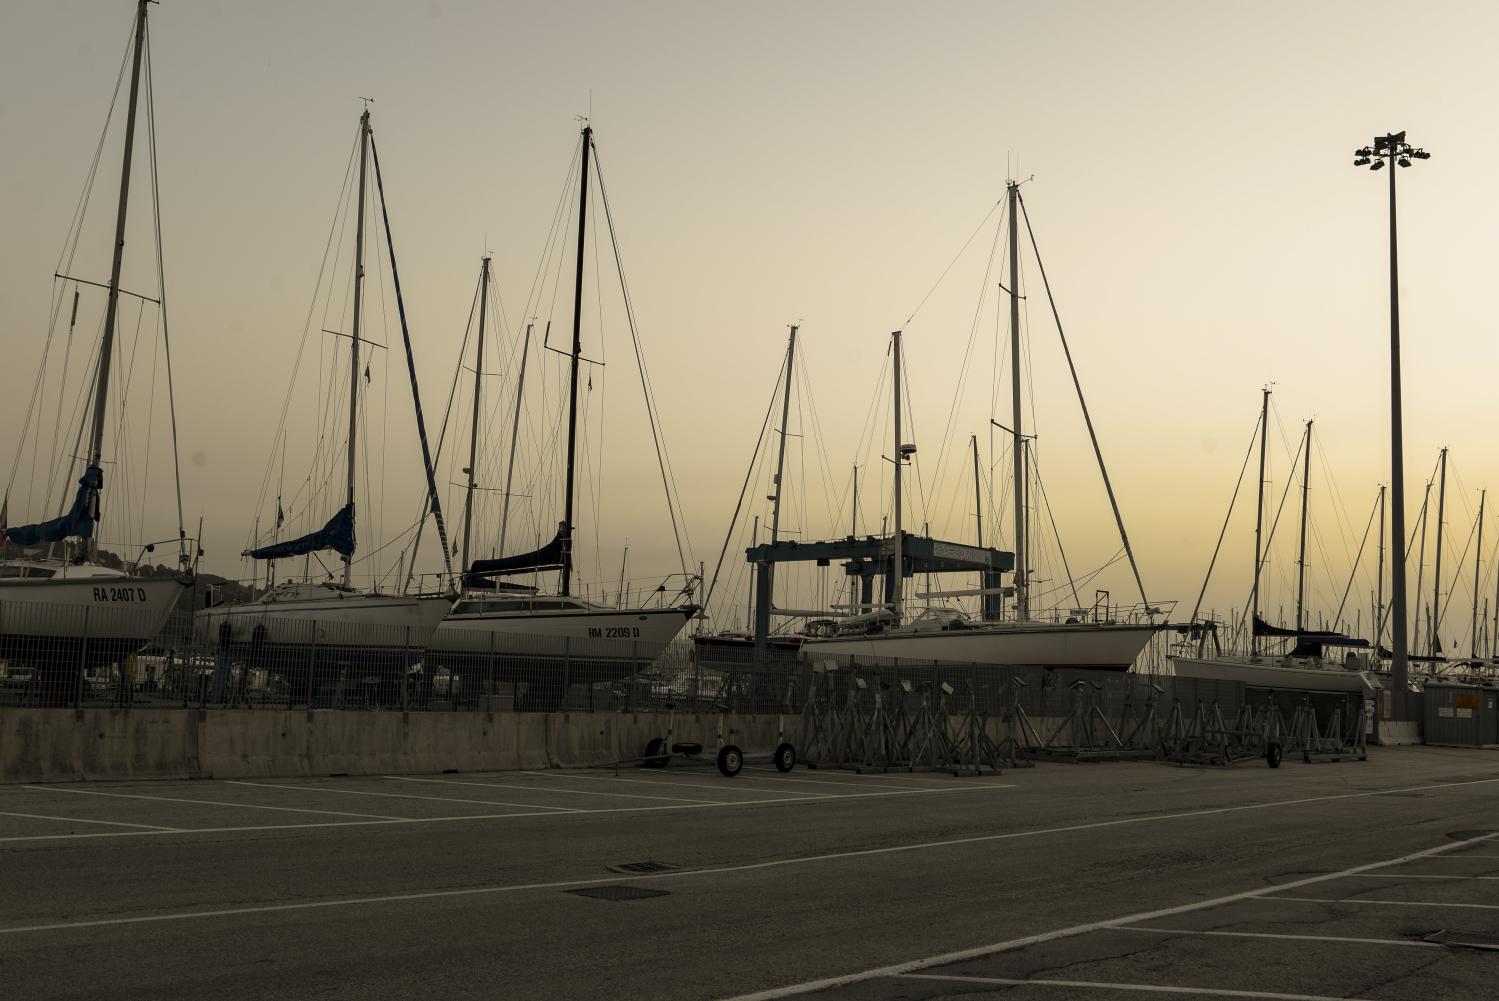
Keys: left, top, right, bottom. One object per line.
{"left": 0, "top": 708, "right": 803, "bottom": 784}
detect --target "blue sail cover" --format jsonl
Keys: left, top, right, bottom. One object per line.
{"left": 245, "top": 503, "right": 355, "bottom": 561}
{"left": 466, "top": 527, "right": 565, "bottom": 579}
{"left": 3, "top": 465, "right": 102, "bottom": 546}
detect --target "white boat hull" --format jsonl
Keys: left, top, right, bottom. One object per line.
{"left": 428, "top": 605, "right": 697, "bottom": 686}
{"left": 798, "top": 622, "right": 1158, "bottom": 670}
{"left": 1170, "top": 655, "right": 1378, "bottom": 693}
{"left": 194, "top": 594, "right": 451, "bottom": 649}
{"left": 0, "top": 575, "right": 186, "bottom": 646}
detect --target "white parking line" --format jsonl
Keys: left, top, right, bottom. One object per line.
{"left": 1112, "top": 926, "right": 1442, "bottom": 949}
{"left": 388, "top": 775, "right": 732, "bottom": 805}
{"left": 227, "top": 781, "right": 585, "bottom": 813}
{"left": 520, "top": 770, "right": 827, "bottom": 798}
{"left": 1267, "top": 896, "right": 1499, "bottom": 911}
{"left": 1360, "top": 872, "right": 1499, "bottom": 880}
{"left": 715, "top": 827, "right": 1499, "bottom": 1000}
{"left": 899, "top": 973, "right": 1374, "bottom": 1001}
{"left": 0, "top": 810, "right": 184, "bottom": 832}
{"left": 741, "top": 767, "right": 966, "bottom": 789}
{"left": 26, "top": 785, "right": 408, "bottom": 821}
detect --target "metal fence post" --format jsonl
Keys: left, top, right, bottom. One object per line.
{"left": 304, "top": 620, "right": 317, "bottom": 714}
{"left": 485, "top": 631, "right": 496, "bottom": 715}
{"left": 561, "top": 636, "right": 572, "bottom": 712}
{"left": 401, "top": 625, "right": 411, "bottom": 714}
{"left": 75, "top": 606, "right": 90, "bottom": 710}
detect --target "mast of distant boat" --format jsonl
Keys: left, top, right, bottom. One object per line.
{"left": 1431, "top": 446, "right": 1447, "bottom": 656}
{"left": 497, "top": 321, "right": 535, "bottom": 558}
{"left": 1471, "top": 489, "right": 1485, "bottom": 659}
{"left": 85, "top": 0, "right": 149, "bottom": 560}
{"left": 1294, "top": 420, "right": 1313, "bottom": 632}
{"left": 1249, "top": 387, "right": 1270, "bottom": 656}
{"left": 1006, "top": 180, "right": 1027, "bottom": 620}
{"left": 1375, "top": 484, "right": 1386, "bottom": 651}
{"left": 891, "top": 330, "right": 905, "bottom": 625}
{"left": 342, "top": 107, "right": 371, "bottom": 588}
{"left": 460, "top": 256, "right": 490, "bottom": 574}
{"left": 764, "top": 325, "right": 798, "bottom": 616}
{"left": 561, "top": 125, "right": 592, "bottom": 597}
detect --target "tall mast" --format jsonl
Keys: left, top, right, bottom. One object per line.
{"left": 971, "top": 434, "right": 983, "bottom": 548}
{"left": 497, "top": 321, "right": 535, "bottom": 558}
{"left": 1007, "top": 180, "right": 1027, "bottom": 620}
{"left": 1471, "top": 490, "right": 1485, "bottom": 659}
{"left": 1294, "top": 420, "right": 1313, "bottom": 632}
{"left": 850, "top": 463, "right": 859, "bottom": 613}
{"left": 1250, "top": 387, "right": 1270, "bottom": 655}
{"left": 342, "top": 107, "right": 371, "bottom": 588}
{"left": 85, "top": 0, "right": 150, "bottom": 541}
{"left": 764, "top": 325, "right": 798, "bottom": 609}
{"left": 891, "top": 330, "right": 905, "bottom": 625}
{"left": 1432, "top": 446, "right": 1448, "bottom": 655}
{"left": 460, "top": 256, "right": 490, "bottom": 573}
{"left": 561, "top": 125, "right": 592, "bottom": 597}
{"left": 1375, "top": 484, "right": 1386, "bottom": 648}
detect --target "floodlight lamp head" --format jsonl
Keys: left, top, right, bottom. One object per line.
{"left": 1398, "top": 156, "right": 1411, "bottom": 167}
{"left": 1353, "top": 156, "right": 1371, "bottom": 166}
{"left": 1371, "top": 159, "right": 1385, "bottom": 171}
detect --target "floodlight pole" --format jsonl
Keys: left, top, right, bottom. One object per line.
{"left": 1356, "top": 130, "right": 1427, "bottom": 719}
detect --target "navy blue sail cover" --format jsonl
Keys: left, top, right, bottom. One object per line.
{"left": 4, "top": 465, "right": 102, "bottom": 546}
{"left": 466, "top": 527, "right": 566, "bottom": 578}
{"left": 245, "top": 503, "right": 355, "bottom": 561}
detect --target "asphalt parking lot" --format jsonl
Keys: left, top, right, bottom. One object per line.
{"left": 2, "top": 746, "right": 1496, "bottom": 1000}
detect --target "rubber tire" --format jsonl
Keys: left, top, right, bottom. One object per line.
{"left": 642, "top": 736, "right": 670, "bottom": 768}
{"left": 773, "top": 742, "right": 797, "bottom": 773}
{"left": 717, "top": 744, "right": 744, "bottom": 777}
{"left": 1265, "top": 742, "right": 1283, "bottom": 769}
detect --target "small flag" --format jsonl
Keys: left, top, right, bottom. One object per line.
{"left": 275, "top": 497, "right": 285, "bottom": 529}
{"left": 364, "top": 364, "right": 371, "bottom": 384}
{"left": 451, "top": 539, "right": 458, "bottom": 556}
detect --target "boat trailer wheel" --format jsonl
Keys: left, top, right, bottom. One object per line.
{"left": 716, "top": 744, "right": 744, "bottom": 777}
{"left": 642, "top": 737, "right": 670, "bottom": 768}
{"left": 1265, "top": 742, "right": 1283, "bottom": 769}
{"left": 773, "top": 742, "right": 797, "bottom": 773}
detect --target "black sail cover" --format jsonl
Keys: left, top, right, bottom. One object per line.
{"left": 245, "top": 503, "right": 355, "bottom": 561}
{"left": 466, "top": 527, "right": 566, "bottom": 579}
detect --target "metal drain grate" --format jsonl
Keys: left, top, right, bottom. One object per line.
{"left": 566, "top": 885, "right": 671, "bottom": 902}
{"left": 606, "top": 860, "right": 685, "bottom": 875}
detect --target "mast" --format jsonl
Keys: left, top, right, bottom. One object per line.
{"left": 1007, "top": 180, "right": 1027, "bottom": 619}
{"left": 1250, "top": 387, "right": 1270, "bottom": 655}
{"left": 561, "top": 125, "right": 592, "bottom": 597}
{"left": 891, "top": 330, "right": 905, "bottom": 625}
{"left": 497, "top": 321, "right": 534, "bottom": 558}
{"left": 85, "top": 0, "right": 150, "bottom": 550}
{"left": 460, "top": 256, "right": 490, "bottom": 574}
{"left": 1375, "top": 484, "right": 1386, "bottom": 648}
{"left": 765, "top": 325, "right": 798, "bottom": 607}
{"left": 971, "top": 434, "right": 984, "bottom": 548}
{"left": 849, "top": 464, "right": 859, "bottom": 615}
{"left": 1471, "top": 490, "right": 1485, "bottom": 659}
{"left": 1431, "top": 446, "right": 1447, "bottom": 655}
{"left": 343, "top": 107, "right": 371, "bottom": 588}
{"left": 1294, "top": 420, "right": 1313, "bottom": 632}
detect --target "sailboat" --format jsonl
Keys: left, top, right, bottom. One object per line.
{"left": 425, "top": 123, "right": 698, "bottom": 706}
{"left": 796, "top": 180, "right": 1161, "bottom": 670}
{"left": 194, "top": 108, "right": 452, "bottom": 676}
{"left": 1170, "top": 390, "right": 1378, "bottom": 693}
{"left": 1, "top": 0, "right": 191, "bottom": 686}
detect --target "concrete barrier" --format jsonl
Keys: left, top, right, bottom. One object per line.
{"left": 0, "top": 708, "right": 805, "bottom": 784}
